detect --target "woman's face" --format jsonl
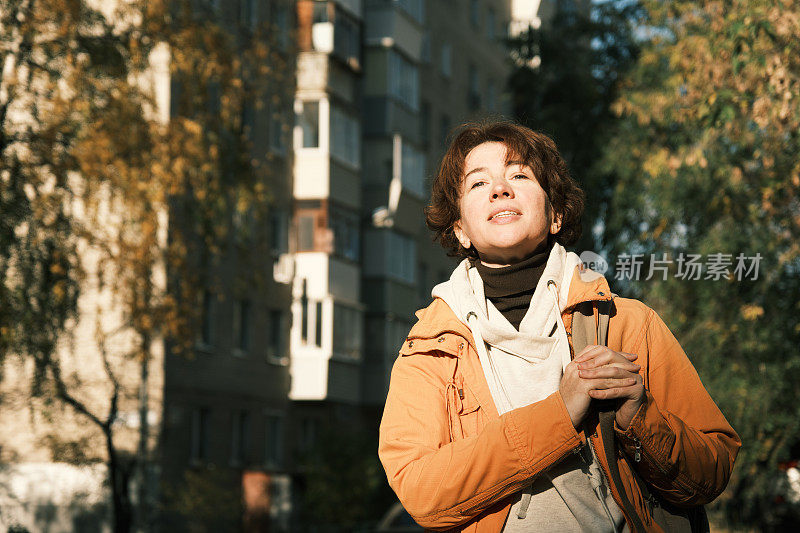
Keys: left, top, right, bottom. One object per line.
{"left": 454, "top": 142, "right": 561, "bottom": 267}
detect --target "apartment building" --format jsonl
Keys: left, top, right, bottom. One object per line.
{"left": 289, "top": 0, "right": 541, "bottom": 423}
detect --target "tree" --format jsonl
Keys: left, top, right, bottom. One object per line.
{"left": 0, "top": 1, "right": 292, "bottom": 531}
{"left": 508, "top": 0, "right": 644, "bottom": 252}
{"left": 598, "top": 0, "right": 800, "bottom": 529}
{"left": 294, "top": 423, "right": 397, "bottom": 532}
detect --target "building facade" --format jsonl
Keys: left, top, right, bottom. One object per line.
{"left": 289, "top": 0, "right": 541, "bottom": 426}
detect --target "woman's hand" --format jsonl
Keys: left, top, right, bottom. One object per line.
{"left": 559, "top": 345, "right": 644, "bottom": 429}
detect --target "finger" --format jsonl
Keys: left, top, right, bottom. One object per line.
{"left": 578, "top": 366, "right": 639, "bottom": 379}
{"left": 588, "top": 385, "right": 640, "bottom": 400}
{"left": 576, "top": 348, "right": 618, "bottom": 368}
{"left": 578, "top": 361, "right": 641, "bottom": 374}
{"left": 572, "top": 344, "right": 606, "bottom": 363}
{"left": 583, "top": 376, "right": 638, "bottom": 391}
{"left": 578, "top": 350, "right": 638, "bottom": 369}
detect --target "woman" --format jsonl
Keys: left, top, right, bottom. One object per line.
{"left": 378, "top": 121, "right": 740, "bottom": 532}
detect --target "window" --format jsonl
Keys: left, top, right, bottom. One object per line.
{"left": 242, "top": 97, "right": 256, "bottom": 136}
{"left": 333, "top": 304, "right": 362, "bottom": 359}
{"left": 264, "top": 414, "right": 284, "bottom": 468}
{"left": 270, "top": 209, "right": 289, "bottom": 255}
{"left": 396, "top": 0, "right": 423, "bottom": 23}
{"left": 333, "top": 7, "right": 361, "bottom": 67}
{"left": 273, "top": 2, "right": 290, "bottom": 51}
{"left": 232, "top": 299, "right": 251, "bottom": 353}
{"left": 421, "top": 32, "right": 431, "bottom": 63}
{"left": 330, "top": 106, "right": 360, "bottom": 167}
{"left": 387, "top": 231, "right": 416, "bottom": 283}
{"left": 299, "top": 417, "right": 318, "bottom": 452}
{"left": 401, "top": 141, "right": 426, "bottom": 197}
{"left": 267, "top": 310, "right": 288, "bottom": 364}
{"left": 420, "top": 101, "right": 430, "bottom": 145}
{"left": 387, "top": 317, "right": 413, "bottom": 355}
{"left": 206, "top": 80, "right": 221, "bottom": 115}
{"left": 440, "top": 43, "right": 452, "bottom": 79}
{"left": 388, "top": 50, "right": 419, "bottom": 111}
{"left": 312, "top": 1, "right": 329, "bottom": 24}
{"left": 233, "top": 202, "right": 255, "bottom": 245}
{"left": 363, "top": 230, "right": 416, "bottom": 284}
{"left": 314, "top": 300, "right": 323, "bottom": 347}
{"left": 329, "top": 205, "right": 360, "bottom": 261}
{"left": 440, "top": 114, "right": 451, "bottom": 146}
{"left": 241, "top": 0, "right": 258, "bottom": 31}
{"left": 297, "top": 100, "right": 319, "bottom": 148}
{"left": 470, "top": 0, "right": 480, "bottom": 29}
{"left": 269, "top": 106, "right": 286, "bottom": 153}
{"left": 297, "top": 214, "right": 315, "bottom": 251}
{"left": 487, "top": 80, "right": 497, "bottom": 112}
{"left": 418, "top": 262, "right": 429, "bottom": 303}
{"left": 300, "top": 282, "right": 308, "bottom": 343}
{"left": 199, "top": 290, "right": 215, "bottom": 347}
{"left": 468, "top": 63, "right": 481, "bottom": 108}
{"left": 230, "top": 409, "right": 251, "bottom": 466}
{"left": 191, "top": 407, "right": 211, "bottom": 463}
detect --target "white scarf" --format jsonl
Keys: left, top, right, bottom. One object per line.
{"left": 431, "top": 242, "right": 582, "bottom": 414}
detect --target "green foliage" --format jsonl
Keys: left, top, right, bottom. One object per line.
{"left": 295, "top": 424, "right": 396, "bottom": 532}
{"left": 597, "top": 0, "right": 800, "bottom": 528}
{"left": 508, "top": 0, "right": 645, "bottom": 251}
{"left": 159, "top": 468, "right": 243, "bottom": 533}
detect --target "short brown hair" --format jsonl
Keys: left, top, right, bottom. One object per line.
{"left": 425, "top": 121, "right": 585, "bottom": 258}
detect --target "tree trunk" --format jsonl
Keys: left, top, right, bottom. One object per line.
{"left": 136, "top": 334, "right": 151, "bottom": 531}
{"left": 107, "top": 428, "right": 133, "bottom": 533}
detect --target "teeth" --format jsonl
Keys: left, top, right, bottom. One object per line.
{"left": 492, "top": 211, "right": 518, "bottom": 219}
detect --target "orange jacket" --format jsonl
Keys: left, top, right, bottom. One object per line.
{"left": 378, "top": 266, "right": 740, "bottom": 532}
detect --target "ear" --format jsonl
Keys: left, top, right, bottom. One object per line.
{"left": 453, "top": 222, "right": 472, "bottom": 250}
{"left": 550, "top": 212, "right": 563, "bottom": 234}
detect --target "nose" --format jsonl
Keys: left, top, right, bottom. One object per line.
{"left": 491, "top": 177, "right": 514, "bottom": 200}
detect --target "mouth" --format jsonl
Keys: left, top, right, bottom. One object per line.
{"left": 489, "top": 209, "right": 521, "bottom": 221}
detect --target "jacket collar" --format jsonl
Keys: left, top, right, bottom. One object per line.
{"left": 403, "top": 264, "right": 613, "bottom": 357}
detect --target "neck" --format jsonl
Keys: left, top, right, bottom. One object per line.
{"left": 471, "top": 239, "right": 554, "bottom": 330}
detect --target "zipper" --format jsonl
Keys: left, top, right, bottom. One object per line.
{"left": 587, "top": 434, "right": 622, "bottom": 533}
{"left": 591, "top": 431, "right": 644, "bottom": 533}
{"left": 587, "top": 436, "right": 611, "bottom": 490}
{"left": 573, "top": 440, "right": 592, "bottom": 463}
{"left": 631, "top": 436, "right": 704, "bottom": 496}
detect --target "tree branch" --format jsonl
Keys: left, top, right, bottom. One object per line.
{"left": 49, "top": 362, "right": 107, "bottom": 430}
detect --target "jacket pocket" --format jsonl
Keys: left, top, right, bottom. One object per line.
{"left": 446, "top": 378, "right": 481, "bottom": 440}
{"left": 458, "top": 399, "right": 481, "bottom": 440}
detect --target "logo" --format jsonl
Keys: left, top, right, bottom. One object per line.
{"left": 579, "top": 251, "right": 609, "bottom": 274}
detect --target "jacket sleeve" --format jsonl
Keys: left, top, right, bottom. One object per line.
{"left": 378, "top": 351, "right": 584, "bottom": 530}
{"left": 614, "top": 306, "right": 741, "bottom": 506}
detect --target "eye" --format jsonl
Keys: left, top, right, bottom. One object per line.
{"left": 511, "top": 174, "right": 529, "bottom": 180}
{"left": 469, "top": 180, "right": 487, "bottom": 189}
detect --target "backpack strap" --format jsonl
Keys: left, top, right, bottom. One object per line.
{"left": 573, "top": 298, "right": 708, "bottom": 533}
{"left": 572, "top": 298, "right": 648, "bottom": 533}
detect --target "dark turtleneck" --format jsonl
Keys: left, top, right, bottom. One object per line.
{"left": 471, "top": 238, "right": 553, "bottom": 330}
